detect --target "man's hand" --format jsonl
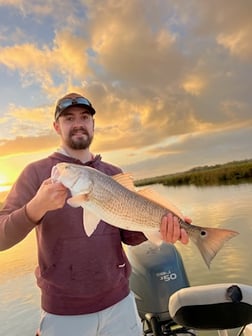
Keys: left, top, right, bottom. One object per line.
{"left": 160, "top": 213, "right": 191, "bottom": 244}
{"left": 26, "top": 178, "right": 68, "bottom": 223}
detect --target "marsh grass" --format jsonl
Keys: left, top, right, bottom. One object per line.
{"left": 135, "top": 159, "right": 252, "bottom": 187}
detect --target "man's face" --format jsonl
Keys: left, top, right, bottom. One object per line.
{"left": 54, "top": 106, "right": 94, "bottom": 150}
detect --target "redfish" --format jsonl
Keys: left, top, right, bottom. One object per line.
{"left": 51, "top": 162, "right": 238, "bottom": 268}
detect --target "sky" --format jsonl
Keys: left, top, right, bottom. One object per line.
{"left": 0, "top": 0, "right": 252, "bottom": 190}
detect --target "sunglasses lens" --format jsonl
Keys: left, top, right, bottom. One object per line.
{"left": 58, "top": 99, "right": 72, "bottom": 110}
{"left": 58, "top": 98, "right": 91, "bottom": 110}
{"left": 55, "top": 97, "right": 94, "bottom": 119}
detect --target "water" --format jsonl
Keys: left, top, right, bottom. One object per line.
{"left": 0, "top": 232, "right": 39, "bottom": 335}
{"left": 0, "top": 183, "right": 251, "bottom": 335}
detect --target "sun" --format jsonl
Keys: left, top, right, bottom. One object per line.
{"left": 0, "top": 176, "right": 7, "bottom": 185}
{"left": 0, "top": 173, "right": 11, "bottom": 192}
{"left": 0, "top": 185, "right": 10, "bottom": 192}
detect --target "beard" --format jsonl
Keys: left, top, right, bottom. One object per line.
{"left": 67, "top": 127, "right": 93, "bottom": 150}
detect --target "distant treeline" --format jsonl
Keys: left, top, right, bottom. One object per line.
{"left": 135, "top": 159, "right": 252, "bottom": 187}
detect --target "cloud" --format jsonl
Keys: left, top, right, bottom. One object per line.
{"left": 182, "top": 75, "right": 207, "bottom": 96}
{"left": 184, "top": 0, "right": 252, "bottom": 60}
{"left": 88, "top": 1, "right": 188, "bottom": 89}
{"left": 217, "top": 29, "right": 252, "bottom": 60}
{"left": 0, "top": 0, "right": 251, "bottom": 178}
{"left": 123, "top": 125, "right": 252, "bottom": 178}
{"left": 0, "top": 29, "right": 90, "bottom": 95}
{"left": 0, "top": 133, "right": 58, "bottom": 157}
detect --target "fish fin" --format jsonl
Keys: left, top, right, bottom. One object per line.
{"left": 83, "top": 209, "right": 101, "bottom": 237}
{"left": 144, "top": 231, "right": 163, "bottom": 246}
{"left": 138, "top": 188, "right": 184, "bottom": 219}
{"left": 67, "top": 196, "right": 100, "bottom": 236}
{"left": 67, "top": 194, "right": 89, "bottom": 208}
{"left": 193, "top": 227, "right": 239, "bottom": 268}
{"left": 112, "top": 173, "right": 136, "bottom": 191}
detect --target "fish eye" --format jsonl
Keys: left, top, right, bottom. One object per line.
{"left": 200, "top": 230, "right": 207, "bottom": 237}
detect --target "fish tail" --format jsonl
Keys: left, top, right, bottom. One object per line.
{"left": 194, "top": 227, "right": 239, "bottom": 268}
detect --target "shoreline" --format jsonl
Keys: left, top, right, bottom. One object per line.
{"left": 135, "top": 159, "right": 252, "bottom": 187}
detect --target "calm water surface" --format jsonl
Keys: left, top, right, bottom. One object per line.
{"left": 0, "top": 183, "right": 251, "bottom": 335}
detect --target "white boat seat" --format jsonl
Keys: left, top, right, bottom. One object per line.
{"left": 169, "top": 283, "right": 252, "bottom": 330}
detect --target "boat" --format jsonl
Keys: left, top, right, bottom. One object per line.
{"left": 126, "top": 241, "right": 252, "bottom": 336}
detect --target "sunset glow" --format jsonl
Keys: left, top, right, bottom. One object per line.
{"left": 0, "top": 1, "right": 251, "bottom": 182}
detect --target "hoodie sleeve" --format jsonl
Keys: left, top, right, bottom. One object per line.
{"left": 0, "top": 165, "right": 40, "bottom": 250}
{"left": 120, "top": 229, "right": 147, "bottom": 246}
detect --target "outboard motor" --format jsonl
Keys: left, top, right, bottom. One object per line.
{"left": 125, "top": 241, "right": 193, "bottom": 336}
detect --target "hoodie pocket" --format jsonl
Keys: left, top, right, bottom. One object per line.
{"left": 40, "top": 232, "right": 130, "bottom": 296}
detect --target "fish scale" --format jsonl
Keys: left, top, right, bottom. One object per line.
{"left": 52, "top": 162, "right": 239, "bottom": 268}
{"left": 89, "top": 172, "right": 167, "bottom": 229}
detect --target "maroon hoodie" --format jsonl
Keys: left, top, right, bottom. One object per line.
{"left": 0, "top": 152, "right": 147, "bottom": 314}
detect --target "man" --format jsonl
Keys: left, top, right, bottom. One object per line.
{"left": 0, "top": 93, "right": 189, "bottom": 336}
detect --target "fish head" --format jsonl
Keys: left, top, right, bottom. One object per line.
{"left": 51, "top": 162, "right": 93, "bottom": 196}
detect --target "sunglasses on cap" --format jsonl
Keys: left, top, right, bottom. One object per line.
{"left": 55, "top": 97, "right": 96, "bottom": 120}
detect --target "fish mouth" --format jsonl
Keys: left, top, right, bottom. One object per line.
{"left": 52, "top": 164, "right": 80, "bottom": 190}
{"left": 51, "top": 165, "right": 61, "bottom": 183}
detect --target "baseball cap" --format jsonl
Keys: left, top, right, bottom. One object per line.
{"left": 54, "top": 92, "right": 96, "bottom": 120}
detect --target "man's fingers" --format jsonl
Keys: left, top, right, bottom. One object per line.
{"left": 180, "top": 228, "right": 189, "bottom": 244}
{"left": 161, "top": 213, "right": 189, "bottom": 244}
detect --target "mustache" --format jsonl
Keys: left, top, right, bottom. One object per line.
{"left": 70, "top": 127, "right": 89, "bottom": 136}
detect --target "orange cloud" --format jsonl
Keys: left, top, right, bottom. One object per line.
{"left": 217, "top": 29, "right": 252, "bottom": 60}
{"left": 0, "top": 30, "right": 90, "bottom": 94}
{"left": 182, "top": 75, "right": 207, "bottom": 96}
{"left": 0, "top": 134, "right": 59, "bottom": 157}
